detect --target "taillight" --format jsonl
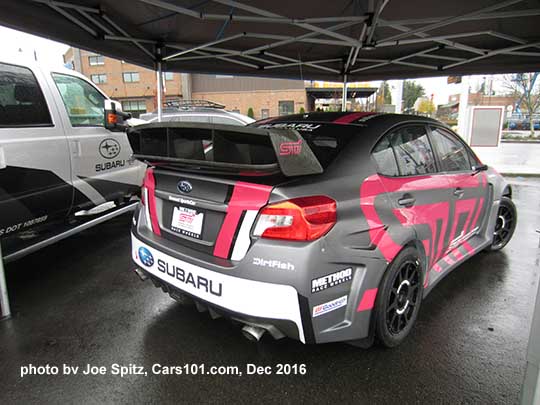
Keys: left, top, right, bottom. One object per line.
{"left": 141, "top": 169, "right": 160, "bottom": 235}
{"left": 253, "top": 196, "right": 336, "bottom": 241}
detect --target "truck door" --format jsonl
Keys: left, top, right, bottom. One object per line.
{"left": 0, "top": 61, "right": 72, "bottom": 238}
{"left": 48, "top": 72, "right": 145, "bottom": 212}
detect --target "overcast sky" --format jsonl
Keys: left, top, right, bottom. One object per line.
{"left": 0, "top": 25, "right": 485, "bottom": 106}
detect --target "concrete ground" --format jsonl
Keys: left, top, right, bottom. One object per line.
{"left": 1, "top": 178, "right": 539, "bottom": 404}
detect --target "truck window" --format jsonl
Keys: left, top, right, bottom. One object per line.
{"left": 0, "top": 62, "right": 52, "bottom": 127}
{"left": 51, "top": 73, "right": 105, "bottom": 127}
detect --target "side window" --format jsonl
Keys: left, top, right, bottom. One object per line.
{"left": 0, "top": 62, "right": 52, "bottom": 127}
{"left": 51, "top": 73, "right": 105, "bottom": 127}
{"left": 371, "top": 135, "right": 399, "bottom": 176}
{"left": 429, "top": 127, "right": 471, "bottom": 172}
{"left": 390, "top": 126, "right": 437, "bottom": 176}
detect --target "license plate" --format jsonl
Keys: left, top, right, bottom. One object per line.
{"left": 171, "top": 206, "right": 204, "bottom": 239}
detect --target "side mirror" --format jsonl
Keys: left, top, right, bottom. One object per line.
{"left": 472, "top": 164, "right": 488, "bottom": 173}
{"left": 104, "top": 99, "right": 131, "bottom": 132}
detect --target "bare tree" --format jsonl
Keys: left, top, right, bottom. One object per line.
{"left": 502, "top": 73, "right": 540, "bottom": 136}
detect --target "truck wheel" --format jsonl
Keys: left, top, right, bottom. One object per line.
{"left": 375, "top": 246, "right": 424, "bottom": 348}
{"left": 487, "top": 196, "right": 517, "bottom": 251}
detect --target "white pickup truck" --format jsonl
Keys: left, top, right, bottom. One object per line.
{"left": 0, "top": 55, "right": 146, "bottom": 260}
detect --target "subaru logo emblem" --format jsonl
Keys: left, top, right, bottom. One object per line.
{"left": 99, "top": 138, "right": 121, "bottom": 159}
{"left": 138, "top": 247, "right": 154, "bottom": 267}
{"left": 178, "top": 180, "right": 193, "bottom": 194}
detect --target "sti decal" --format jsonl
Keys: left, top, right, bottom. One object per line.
{"left": 360, "top": 173, "right": 487, "bottom": 268}
{"left": 311, "top": 268, "right": 353, "bottom": 293}
{"left": 279, "top": 139, "right": 302, "bottom": 156}
{"left": 312, "top": 295, "right": 348, "bottom": 317}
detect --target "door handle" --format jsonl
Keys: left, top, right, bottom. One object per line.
{"left": 0, "top": 147, "right": 5, "bottom": 170}
{"left": 71, "top": 140, "right": 82, "bottom": 157}
{"left": 398, "top": 195, "right": 416, "bottom": 207}
{"left": 453, "top": 188, "right": 465, "bottom": 198}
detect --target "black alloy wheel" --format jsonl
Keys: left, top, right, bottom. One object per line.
{"left": 375, "top": 246, "right": 424, "bottom": 348}
{"left": 489, "top": 196, "right": 517, "bottom": 251}
{"left": 386, "top": 259, "right": 421, "bottom": 335}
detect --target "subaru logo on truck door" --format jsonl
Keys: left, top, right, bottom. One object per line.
{"left": 99, "top": 138, "right": 121, "bottom": 159}
{"left": 178, "top": 180, "right": 193, "bottom": 194}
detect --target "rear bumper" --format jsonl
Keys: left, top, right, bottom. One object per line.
{"left": 132, "top": 233, "right": 306, "bottom": 343}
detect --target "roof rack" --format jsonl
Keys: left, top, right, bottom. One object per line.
{"left": 163, "top": 99, "right": 226, "bottom": 109}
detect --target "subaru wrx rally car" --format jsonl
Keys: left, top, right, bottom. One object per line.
{"left": 129, "top": 112, "right": 516, "bottom": 347}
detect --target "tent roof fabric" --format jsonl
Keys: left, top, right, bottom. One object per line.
{"left": 1, "top": 0, "right": 539, "bottom": 81}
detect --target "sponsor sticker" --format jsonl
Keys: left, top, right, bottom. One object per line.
{"left": 312, "top": 295, "right": 348, "bottom": 318}
{"left": 311, "top": 268, "right": 353, "bottom": 293}
{"left": 258, "top": 123, "right": 321, "bottom": 132}
{"left": 252, "top": 257, "right": 295, "bottom": 271}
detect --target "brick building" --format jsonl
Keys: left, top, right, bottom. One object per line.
{"left": 189, "top": 74, "right": 307, "bottom": 119}
{"left": 63, "top": 47, "right": 378, "bottom": 120}
{"left": 63, "top": 48, "right": 182, "bottom": 117}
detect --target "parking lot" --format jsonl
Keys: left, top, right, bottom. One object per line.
{"left": 0, "top": 176, "right": 537, "bottom": 404}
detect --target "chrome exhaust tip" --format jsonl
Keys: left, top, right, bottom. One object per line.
{"left": 133, "top": 267, "right": 148, "bottom": 281}
{"left": 241, "top": 325, "right": 266, "bottom": 342}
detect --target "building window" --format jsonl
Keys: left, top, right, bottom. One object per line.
{"left": 278, "top": 100, "right": 294, "bottom": 116}
{"left": 122, "top": 99, "right": 147, "bottom": 118}
{"left": 164, "top": 72, "right": 174, "bottom": 81}
{"left": 261, "top": 109, "right": 269, "bottom": 119}
{"left": 123, "top": 72, "right": 140, "bottom": 83}
{"left": 90, "top": 74, "right": 107, "bottom": 84}
{"left": 88, "top": 55, "right": 104, "bottom": 66}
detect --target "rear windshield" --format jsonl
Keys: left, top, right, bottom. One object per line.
{"left": 255, "top": 122, "right": 356, "bottom": 168}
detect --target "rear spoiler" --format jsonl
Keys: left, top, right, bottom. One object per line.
{"left": 126, "top": 122, "right": 323, "bottom": 177}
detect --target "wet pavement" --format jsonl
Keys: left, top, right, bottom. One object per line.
{"left": 1, "top": 177, "right": 539, "bottom": 404}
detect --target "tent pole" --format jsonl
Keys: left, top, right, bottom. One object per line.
{"left": 342, "top": 74, "right": 348, "bottom": 112}
{"left": 0, "top": 242, "right": 11, "bottom": 320}
{"left": 520, "top": 230, "right": 540, "bottom": 404}
{"left": 157, "top": 60, "right": 164, "bottom": 122}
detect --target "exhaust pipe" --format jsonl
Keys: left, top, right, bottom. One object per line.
{"left": 133, "top": 267, "right": 148, "bottom": 281}
{"left": 241, "top": 325, "right": 266, "bottom": 342}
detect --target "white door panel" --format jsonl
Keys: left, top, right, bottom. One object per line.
{"left": 47, "top": 71, "right": 145, "bottom": 208}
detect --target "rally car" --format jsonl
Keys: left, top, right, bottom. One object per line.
{"left": 128, "top": 112, "right": 516, "bottom": 347}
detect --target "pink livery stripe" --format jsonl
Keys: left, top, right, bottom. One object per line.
{"left": 213, "top": 182, "right": 272, "bottom": 259}
{"left": 333, "top": 112, "right": 376, "bottom": 124}
{"left": 357, "top": 288, "right": 378, "bottom": 312}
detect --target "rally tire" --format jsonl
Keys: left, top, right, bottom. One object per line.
{"left": 487, "top": 196, "right": 517, "bottom": 251}
{"left": 375, "top": 246, "right": 424, "bottom": 348}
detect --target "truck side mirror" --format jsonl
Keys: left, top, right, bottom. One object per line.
{"left": 104, "top": 99, "right": 131, "bottom": 132}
